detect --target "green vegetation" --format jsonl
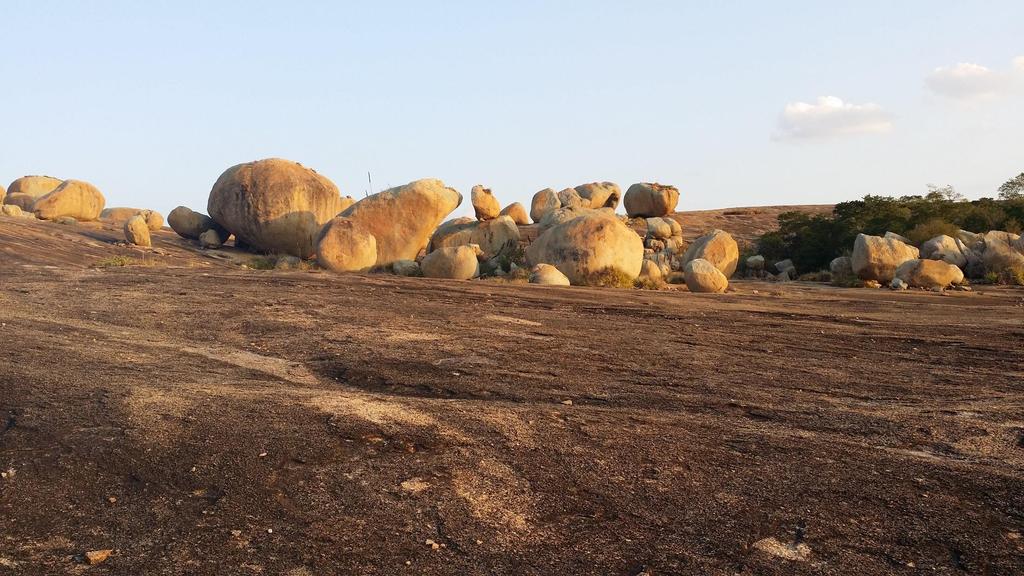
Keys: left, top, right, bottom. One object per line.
{"left": 633, "top": 276, "right": 666, "bottom": 290}
{"left": 92, "top": 255, "right": 137, "bottom": 267}
{"left": 581, "top": 267, "right": 636, "bottom": 288}
{"left": 758, "top": 184, "right": 1024, "bottom": 272}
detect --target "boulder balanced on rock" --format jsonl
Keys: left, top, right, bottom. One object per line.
{"left": 208, "top": 158, "right": 345, "bottom": 259}
{"left": 471, "top": 185, "right": 501, "bottom": 220}
{"left": 681, "top": 229, "right": 739, "bottom": 278}
{"left": 851, "top": 233, "right": 919, "bottom": 282}
{"left": 33, "top": 180, "right": 105, "bottom": 221}
{"left": 574, "top": 182, "right": 621, "bottom": 210}
{"left": 102, "top": 208, "right": 164, "bottom": 231}
{"left": 526, "top": 211, "right": 643, "bottom": 286}
{"left": 340, "top": 179, "right": 462, "bottom": 266}
{"left": 530, "top": 188, "right": 561, "bottom": 223}
{"left": 498, "top": 202, "right": 529, "bottom": 225}
{"left": 623, "top": 183, "right": 679, "bottom": 218}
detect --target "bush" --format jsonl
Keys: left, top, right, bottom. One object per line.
{"left": 93, "top": 255, "right": 136, "bottom": 267}
{"left": 905, "top": 218, "right": 959, "bottom": 245}
{"left": 633, "top": 277, "right": 666, "bottom": 290}
{"left": 581, "top": 267, "right": 635, "bottom": 288}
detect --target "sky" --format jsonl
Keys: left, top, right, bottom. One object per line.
{"left": 2, "top": 0, "right": 1022, "bottom": 219}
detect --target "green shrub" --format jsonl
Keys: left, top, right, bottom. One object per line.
{"left": 580, "top": 267, "right": 635, "bottom": 288}
{"left": 905, "top": 218, "right": 959, "bottom": 245}
{"left": 633, "top": 277, "right": 666, "bottom": 290}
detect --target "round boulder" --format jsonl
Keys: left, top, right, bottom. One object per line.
{"left": 340, "top": 178, "right": 462, "bottom": 266}
{"left": 681, "top": 229, "right": 739, "bottom": 278}
{"left": 830, "top": 256, "right": 854, "bottom": 278}
{"left": 199, "top": 229, "right": 224, "bottom": 249}
{"left": 851, "top": 233, "right": 920, "bottom": 282}
{"left": 33, "top": 180, "right": 105, "bottom": 221}
{"left": 979, "top": 231, "right": 1024, "bottom": 273}
{"left": 420, "top": 245, "right": 481, "bottom": 280}
{"left": 498, "top": 202, "right": 529, "bottom": 225}
{"left": 530, "top": 188, "right": 560, "bottom": 223}
{"left": 646, "top": 217, "right": 674, "bottom": 240}
{"left": 684, "top": 258, "right": 728, "bottom": 293}
{"left": 471, "top": 185, "right": 501, "bottom": 220}
{"left": 894, "top": 259, "right": 964, "bottom": 289}
{"left": 746, "top": 254, "right": 766, "bottom": 271}
{"left": 920, "top": 234, "right": 966, "bottom": 268}
{"left": 1, "top": 204, "right": 24, "bottom": 217}
{"left": 574, "top": 182, "right": 621, "bottom": 210}
{"left": 623, "top": 183, "right": 679, "bottom": 217}
{"left": 5, "top": 176, "right": 63, "bottom": 211}
{"left": 208, "top": 158, "right": 345, "bottom": 258}
{"left": 526, "top": 211, "right": 643, "bottom": 286}
{"left": 529, "top": 263, "right": 570, "bottom": 286}
{"left": 124, "top": 215, "right": 152, "bottom": 247}
{"left": 315, "top": 217, "right": 378, "bottom": 273}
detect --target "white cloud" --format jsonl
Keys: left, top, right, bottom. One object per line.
{"left": 1014, "top": 56, "right": 1024, "bottom": 71}
{"left": 773, "top": 96, "right": 892, "bottom": 141}
{"left": 925, "top": 62, "right": 1009, "bottom": 100}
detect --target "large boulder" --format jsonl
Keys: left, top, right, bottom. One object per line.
{"left": 646, "top": 217, "right": 674, "bottom": 240}
{"left": 894, "top": 259, "right": 964, "bottom": 289}
{"left": 5, "top": 176, "right": 62, "bottom": 210}
{"left": 168, "top": 206, "right": 227, "bottom": 241}
{"left": 884, "top": 231, "right": 912, "bottom": 245}
{"left": 208, "top": 158, "right": 344, "bottom": 258}
{"left": 498, "top": 202, "right": 529, "bottom": 225}
{"left": 681, "top": 229, "right": 739, "bottom": 278}
{"left": 639, "top": 259, "right": 664, "bottom": 283}
{"left": 124, "top": 215, "right": 152, "bottom": 247}
{"left": 199, "top": 229, "right": 223, "bottom": 249}
{"left": 529, "top": 263, "right": 570, "bottom": 286}
{"left": 526, "top": 211, "right": 643, "bottom": 286}
{"left": 530, "top": 188, "right": 560, "bottom": 223}
{"left": 420, "top": 245, "right": 481, "bottom": 280}
{"left": 684, "top": 258, "right": 728, "bottom": 293}
{"left": 920, "top": 234, "right": 966, "bottom": 268}
{"left": 428, "top": 215, "right": 520, "bottom": 260}
{"left": 851, "top": 233, "right": 919, "bottom": 282}
{"left": 32, "top": 180, "right": 105, "bottom": 221}
{"left": 830, "top": 256, "right": 854, "bottom": 278}
{"left": 556, "top": 188, "right": 586, "bottom": 210}
{"left": 623, "top": 183, "right": 679, "bottom": 217}
{"left": 956, "top": 229, "right": 983, "bottom": 252}
{"left": 980, "top": 231, "right": 1024, "bottom": 273}
{"left": 338, "top": 196, "right": 356, "bottom": 213}
{"left": 315, "top": 217, "right": 378, "bottom": 273}
{"left": 471, "top": 185, "right": 501, "bottom": 220}
{"left": 574, "top": 182, "right": 621, "bottom": 210}
{"left": 340, "top": 178, "right": 462, "bottom": 266}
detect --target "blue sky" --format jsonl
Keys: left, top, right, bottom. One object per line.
{"left": 2, "top": 1, "right": 1022, "bottom": 218}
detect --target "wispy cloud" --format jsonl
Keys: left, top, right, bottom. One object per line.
{"left": 925, "top": 62, "right": 1009, "bottom": 100}
{"left": 773, "top": 96, "right": 892, "bottom": 141}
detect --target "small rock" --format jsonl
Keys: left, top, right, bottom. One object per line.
{"left": 560, "top": 399, "right": 573, "bottom": 406}
{"left": 752, "top": 537, "right": 811, "bottom": 562}
{"left": 890, "top": 278, "right": 908, "bottom": 290}
{"left": 85, "top": 549, "right": 112, "bottom": 565}
{"left": 864, "top": 280, "right": 881, "bottom": 289}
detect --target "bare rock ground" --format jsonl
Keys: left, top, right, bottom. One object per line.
{"left": 1, "top": 213, "right": 1022, "bottom": 575}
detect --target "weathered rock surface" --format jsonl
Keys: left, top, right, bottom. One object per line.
{"left": 315, "top": 217, "right": 378, "bottom": 273}
{"left": 428, "top": 215, "right": 520, "bottom": 260}
{"left": 884, "top": 231, "right": 912, "bottom": 245}
{"left": 526, "top": 212, "right": 643, "bottom": 285}
{"left": 199, "top": 228, "right": 223, "bottom": 249}
{"left": 340, "top": 178, "right": 462, "bottom": 266}
{"left": 208, "top": 158, "right": 345, "bottom": 258}
{"left": 920, "top": 234, "right": 967, "bottom": 268}
{"left": 124, "top": 215, "right": 152, "bottom": 247}
{"left": 851, "top": 234, "right": 920, "bottom": 282}
{"left": 639, "top": 259, "right": 664, "bottom": 283}
{"left": 530, "top": 188, "right": 560, "bottom": 223}
{"left": 528, "top": 263, "right": 570, "bottom": 286}
{"left": 574, "top": 182, "right": 621, "bottom": 210}
{"left": 420, "top": 245, "right": 481, "bottom": 280}
{"left": 623, "top": 183, "right": 679, "bottom": 217}
{"left": 746, "top": 255, "right": 766, "bottom": 271}
{"left": 102, "top": 208, "right": 164, "bottom": 231}
{"left": 4, "top": 176, "right": 62, "bottom": 210}
{"left": 1, "top": 204, "right": 25, "bottom": 217}
{"left": 498, "top": 202, "right": 529, "bottom": 225}
{"left": 471, "top": 185, "right": 500, "bottom": 220}
{"left": 391, "top": 259, "right": 421, "bottom": 277}
{"left": 681, "top": 229, "right": 739, "bottom": 278}
{"left": 980, "top": 231, "right": 1024, "bottom": 272}
{"left": 646, "top": 217, "right": 674, "bottom": 240}
{"left": 32, "top": 180, "right": 105, "bottom": 221}
{"left": 830, "top": 256, "right": 854, "bottom": 279}
{"left": 894, "top": 259, "right": 964, "bottom": 289}
{"left": 684, "top": 258, "right": 728, "bottom": 293}
{"left": 168, "top": 206, "right": 227, "bottom": 241}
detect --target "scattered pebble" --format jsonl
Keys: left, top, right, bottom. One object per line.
{"left": 1, "top": 468, "right": 15, "bottom": 479}
{"left": 425, "top": 539, "right": 440, "bottom": 550}
{"left": 231, "top": 530, "right": 242, "bottom": 538}
{"left": 267, "top": 528, "right": 273, "bottom": 534}
{"left": 753, "top": 537, "right": 811, "bottom": 561}
{"left": 400, "top": 478, "right": 429, "bottom": 493}
{"left": 560, "top": 399, "right": 573, "bottom": 406}
{"left": 259, "top": 452, "right": 268, "bottom": 457}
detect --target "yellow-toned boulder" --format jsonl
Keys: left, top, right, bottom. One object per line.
{"left": 32, "top": 180, "right": 105, "bottom": 221}
{"left": 526, "top": 211, "right": 643, "bottom": 285}
{"left": 315, "top": 217, "right": 378, "bottom": 273}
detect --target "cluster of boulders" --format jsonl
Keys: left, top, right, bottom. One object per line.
{"left": 4, "top": 158, "right": 751, "bottom": 294}
{"left": 1, "top": 175, "right": 108, "bottom": 223}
